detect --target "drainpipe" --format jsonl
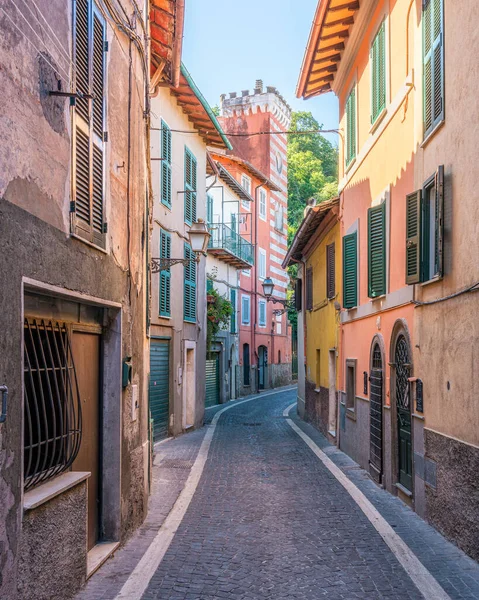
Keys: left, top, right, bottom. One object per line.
{"left": 171, "top": 0, "right": 185, "bottom": 89}
{"left": 253, "top": 183, "right": 266, "bottom": 391}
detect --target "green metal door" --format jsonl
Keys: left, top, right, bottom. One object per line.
{"left": 395, "top": 335, "right": 412, "bottom": 491}
{"left": 205, "top": 353, "right": 220, "bottom": 408}
{"left": 149, "top": 340, "right": 170, "bottom": 441}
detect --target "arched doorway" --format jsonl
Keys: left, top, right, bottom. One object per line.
{"left": 395, "top": 334, "right": 413, "bottom": 491}
{"left": 369, "top": 341, "right": 383, "bottom": 484}
{"left": 243, "top": 343, "right": 250, "bottom": 387}
{"left": 258, "top": 345, "right": 268, "bottom": 390}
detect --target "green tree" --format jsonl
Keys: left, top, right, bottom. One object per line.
{"left": 287, "top": 111, "right": 338, "bottom": 244}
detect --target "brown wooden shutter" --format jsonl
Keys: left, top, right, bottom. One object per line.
{"left": 326, "top": 243, "right": 335, "bottom": 300}
{"left": 306, "top": 267, "right": 313, "bottom": 310}
{"left": 294, "top": 278, "right": 302, "bottom": 311}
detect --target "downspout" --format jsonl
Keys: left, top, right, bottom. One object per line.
{"left": 254, "top": 182, "right": 266, "bottom": 390}
{"left": 171, "top": 0, "right": 185, "bottom": 88}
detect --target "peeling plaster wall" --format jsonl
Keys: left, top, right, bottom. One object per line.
{"left": 0, "top": 1, "right": 149, "bottom": 595}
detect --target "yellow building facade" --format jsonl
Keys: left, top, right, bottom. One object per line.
{"left": 285, "top": 198, "right": 340, "bottom": 439}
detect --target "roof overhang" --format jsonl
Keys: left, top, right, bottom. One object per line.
{"left": 283, "top": 197, "right": 340, "bottom": 268}
{"left": 168, "top": 64, "right": 232, "bottom": 150}
{"left": 216, "top": 164, "right": 255, "bottom": 203}
{"left": 210, "top": 152, "right": 281, "bottom": 193}
{"left": 296, "top": 0, "right": 360, "bottom": 99}
{"left": 150, "top": 0, "right": 185, "bottom": 88}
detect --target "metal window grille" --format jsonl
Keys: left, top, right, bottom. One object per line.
{"left": 23, "top": 319, "right": 82, "bottom": 491}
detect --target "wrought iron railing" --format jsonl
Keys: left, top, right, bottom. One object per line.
{"left": 208, "top": 223, "right": 254, "bottom": 266}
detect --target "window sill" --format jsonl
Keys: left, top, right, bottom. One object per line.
{"left": 421, "top": 119, "right": 445, "bottom": 149}
{"left": 419, "top": 275, "right": 443, "bottom": 288}
{"left": 346, "top": 407, "right": 356, "bottom": 421}
{"left": 160, "top": 202, "right": 172, "bottom": 212}
{"left": 369, "top": 107, "right": 387, "bottom": 134}
{"left": 370, "top": 294, "right": 386, "bottom": 302}
{"left": 24, "top": 471, "right": 90, "bottom": 511}
{"left": 345, "top": 157, "right": 357, "bottom": 175}
{"left": 71, "top": 234, "right": 108, "bottom": 255}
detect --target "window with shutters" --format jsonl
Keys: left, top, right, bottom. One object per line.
{"left": 258, "top": 248, "right": 267, "bottom": 280}
{"left": 159, "top": 230, "right": 171, "bottom": 317}
{"left": 405, "top": 166, "right": 444, "bottom": 284}
{"left": 306, "top": 267, "right": 313, "bottom": 310}
{"left": 183, "top": 243, "right": 196, "bottom": 322}
{"left": 259, "top": 189, "right": 267, "bottom": 221}
{"left": 367, "top": 203, "right": 386, "bottom": 298}
{"left": 241, "top": 175, "right": 251, "bottom": 209}
{"left": 371, "top": 21, "right": 386, "bottom": 125}
{"left": 241, "top": 295, "right": 250, "bottom": 325}
{"left": 161, "top": 120, "right": 172, "bottom": 208}
{"left": 184, "top": 147, "right": 197, "bottom": 225}
{"left": 326, "top": 243, "right": 335, "bottom": 300}
{"left": 423, "top": 0, "right": 444, "bottom": 139}
{"left": 343, "top": 231, "right": 358, "bottom": 309}
{"left": 345, "top": 86, "right": 357, "bottom": 168}
{"left": 258, "top": 299, "right": 267, "bottom": 327}
{"left": 230, "top": 288, "right": 237, "bottom": 333}
{"left": 206, "top": 194, "right": 214, "bottom": 226}
{"left": 72, "top": 0, "right": 107, "bottom": 249}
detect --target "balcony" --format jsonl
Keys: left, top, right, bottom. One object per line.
{"left": 207, "top": 223, "right": 254, "bottom": 269}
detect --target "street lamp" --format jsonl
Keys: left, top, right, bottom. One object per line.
{"left": 261, "top": 277, "right": 295, "bottom": 316}
{"left": 150, "top": 219, "right": 211, "bottom": 273}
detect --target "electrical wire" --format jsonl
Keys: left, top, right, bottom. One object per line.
{"left": 24, "top": 0, "right": 73, "bottom": 67}
{"left": 413, "top": 282, "right": 479, "bottom": 307}
{"left": 165, "top": 127, "right": 342, "bottom": 139}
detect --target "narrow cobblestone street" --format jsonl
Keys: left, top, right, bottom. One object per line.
{"left": 78, "top": 388, "right": 479, "bottom": 600}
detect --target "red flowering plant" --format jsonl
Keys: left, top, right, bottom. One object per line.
{"left": 206, "top": 287, "right": 233, "bottom": 357}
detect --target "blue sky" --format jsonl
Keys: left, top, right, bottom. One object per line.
{"left": 182, "top": 0, "right": 339, "bottom": 143}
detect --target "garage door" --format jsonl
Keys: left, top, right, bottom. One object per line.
{"left": 149, "top": 340, "right": 170, "bottom": 441}
{"left": 205, "top": 353, "right": 220, "bottom": 408}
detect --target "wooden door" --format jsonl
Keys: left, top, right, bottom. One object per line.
{"left": 72, "top": 330, "right": 100, "bottom": 551}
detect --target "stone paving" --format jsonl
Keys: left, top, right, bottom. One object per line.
{"left": 77, "top": 387, "right": 479, "bottom": 600}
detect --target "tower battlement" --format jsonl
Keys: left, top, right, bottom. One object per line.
{"left": 220, "top": 80, "right": 292, "bottom": 129}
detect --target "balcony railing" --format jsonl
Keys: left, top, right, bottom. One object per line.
{"left": 208, "top": 223, "right": 254, "bottom": 267}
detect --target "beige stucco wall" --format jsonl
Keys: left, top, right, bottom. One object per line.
{"left": 412, "top": 0, "right": 479, "bottom": 446}
{"left": 150, "top": 88, "right": 208, "bottom": 434}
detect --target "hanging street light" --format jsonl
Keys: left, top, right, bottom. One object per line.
{"left": 261, "top": 277, "right": 295, "bottom": 316}
{"left": 150, "top": 219, "right": 211, "bottom": 273}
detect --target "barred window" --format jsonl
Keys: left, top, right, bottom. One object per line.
{"left": 24, "top": 319, "right": 82, "bottom": 491}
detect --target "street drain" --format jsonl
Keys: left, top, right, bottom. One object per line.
{"left": 242, "top": 422, "right": 262, "bottom": 427}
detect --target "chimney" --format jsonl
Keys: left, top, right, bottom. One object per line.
{"left": 241, "top": 89, "right": 249, "bottom": 97}
{"left": 229, "top": 92, "right": 237, "bottom": 99}
{"left": 254, "top": 79, "right": 263, "bottom": 94}
{"left": 266, "top": 86, "right": 276, "bottom": 94}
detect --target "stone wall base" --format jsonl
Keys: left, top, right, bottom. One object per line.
{"left": 18, "top": 481, "right": 87, "bottom": 600}
{"left": 304, "top": 380, "right": 330, "bottom": 439}
{"left": 425, "top": 429, "right": 479, "bottom": 562}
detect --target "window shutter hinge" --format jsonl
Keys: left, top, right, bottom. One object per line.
{"left": 104, "top": 41, "right": 109, "bottom": 52}
{"left": 103, "top": 223, "right": 108, "bottom": 234}
{"left": 103, "top": 131, "right": 108, "bottom": 142}
{"left": 70, "top": 201, "right": 76, "bottom": 213}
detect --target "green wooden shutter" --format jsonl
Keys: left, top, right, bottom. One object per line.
{"left": 405, "top": 191, "right": 422, "bottom": 284}
{"left": 368, "top": 203, "right": 386, "bottom": 298}
{"left": 207, "top": 279, "right": 213, "bottom": 292}
{"left": 259, "top": 301, "right": 266, "bottom": 326}
{"left": 159, "top": 230, "right": 171, "bottom": 316}
{"left": 184, "top": 148, "right": 197, "bottom": 225}
{"left": 230, "top": 289, "right": 236, "bottom": 333}
{"left": 435, "top": 165, "right": 444, "bottom": 278}
{"left": 207, "top": 194, "right": 214, "bottom": 225}
{"left": 343, "top": 232, "right": 358, "bottom": 308}
{"left": 346, "top": 88, "right": 356, "bottom": 166}
{"left": 184, "top": 243, "right": 196, "bottom": 322}
{"left": 371, "top": 22, "right": 386, "bottom": 124}
{"left": 423, "top": 0, "right": 444, "bottom": 137}
{"left": 161, "top": 121, "right": 172, "bottom": 207}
